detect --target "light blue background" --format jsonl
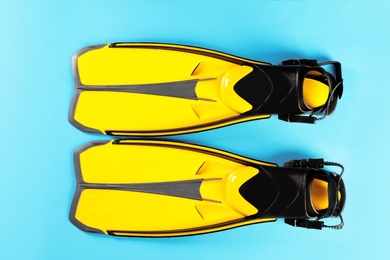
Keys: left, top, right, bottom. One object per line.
{"left": 1, "top": 0, "right": 389, "bottom": 259}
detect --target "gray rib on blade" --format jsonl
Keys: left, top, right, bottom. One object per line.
{"left": 79, "top": 180, "right": 204, "bottom": 200}
{"left": 78, "top": 80, "right": 199, "bottom": 100}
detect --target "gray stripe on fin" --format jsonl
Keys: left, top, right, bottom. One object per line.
{"left": 80, "top": 179, "right": 204, "bottom": 200}
{"left": 79, "top": 80, "right": 199, "bottom": 100}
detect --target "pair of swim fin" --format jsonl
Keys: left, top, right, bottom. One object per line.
{"left": 68, "top": 43, "right": 346, "bottom": 237}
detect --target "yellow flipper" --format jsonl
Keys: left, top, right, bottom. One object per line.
{"left": 70, "top": 140, "right": 346, "bottom": 236}
{"left": 69, "top": 43, "right": 341, "bottom": 135}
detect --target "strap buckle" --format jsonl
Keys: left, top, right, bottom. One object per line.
{"left": 278, "top": 114, "right": 317, "bottom": 124}
{"left": 283, "top": 158, "right": 324, "bottom": 168}
{"left": 285, "top": 219, "right": 324, "bottom": 230}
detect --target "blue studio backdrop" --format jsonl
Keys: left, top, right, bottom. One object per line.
{"left": 1, "top": 0, "right": 389, "bottom": 259}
